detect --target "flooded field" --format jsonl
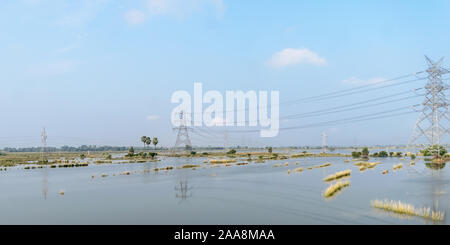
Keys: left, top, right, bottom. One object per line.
{"left": 0, "top": 155, "right": 448, "bottom": 224}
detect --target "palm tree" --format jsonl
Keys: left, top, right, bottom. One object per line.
{"left": 152, "top": 137, "right": 158, "bottom": 150}
{"left": 145, "top": 137, "right": 151, "bottom": 149}
{"left": 141, "top": 136, "right": 147, "bottom": 149}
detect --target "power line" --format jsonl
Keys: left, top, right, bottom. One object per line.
{"left": 227, "top": 105, "right": 419, "bottom": 133}
{"left": 185, "top": 72, "right": 424, "bottom": 116}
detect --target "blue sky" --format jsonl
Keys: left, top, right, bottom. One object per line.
{"left": 1, "top": 0, "right": 450, "bottom": 148}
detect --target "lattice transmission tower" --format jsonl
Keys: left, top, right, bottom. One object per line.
{"left": 408, "top": 56, "right": 449, "bottom": 155}
{"left": 41, "top": 127, "right": 47, "bottom": 162}
{"left": 173, "top": 111, "right": 192, "bottom": 150}
{"left": 322, "top": 132, "right": 327, "bottom": 153}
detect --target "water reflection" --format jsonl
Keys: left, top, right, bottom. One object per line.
{"left": 425, "top": 162, "right": 446, "bottom": 170}
{"left": 175, "top": 180, "right": 193, "bottom": 204}
{"left": 42, "top": 167, "right": 48, "bottom": 200}
{"left": 426, "top": 161, "right": 446, "bottom": 224}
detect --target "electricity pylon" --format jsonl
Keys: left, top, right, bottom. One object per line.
{"left": 322, "top": 132, "right": 327, "bottom": 153}
{"left": 173, "top": 111, "right": 192, "bottom": 150}
{"left": 408, "top": 56, "right": 449, "bottom": 156}
{"left": 41, "top": 127, "right": 47, "bottom": 162}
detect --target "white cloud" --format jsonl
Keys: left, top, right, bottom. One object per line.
{"left": 124, "top": 9, "right": 146, "bottom": 25}
{"left": 146, "top": 115, "right": 161, "bottom": 121}
{"left": 268, "top": 48, "right": 327, "bottom": 68}
{"left": 341, "top": 77, "right": 386, "bottom": 85}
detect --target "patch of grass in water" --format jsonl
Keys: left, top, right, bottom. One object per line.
{"left": 323, "top": 170, "right": 351, "bottom": 182}
{"left": 323, "top": 181, "right": 350, "bottom": 198}
{"left": 181, "top": 164, "right": 201, "bottom": 169}
{"left": 371, "top": 199, "right": 445, "bottom": 222}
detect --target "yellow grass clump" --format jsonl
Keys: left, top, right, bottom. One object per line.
{"left": 210, "top": 159, "right": 236, "bottom": 164}
{"left": 181, "top": 164, "right": 201, "bottom": 169}
{"left": 393, "top": 163, "right": 403, "bottom": 170}
{"left": 294, "top": 167, "right": 303, "bottom": 173}
{"left": 320, "top": 162, "right": 332, "bottom": 168}
{"left": 371, "top": 199, "right": 445, "bottom": 221}
{"left": 273, "top": 163, "right": 282, "bottom": 167}
{"left": 382, "top": 170, "right": 389, "bottom": 175}
{"left": 59, "top": 190, "right": 65, "bottom": 195}
{"left": 284, "top": 162, "right": 289, "bottom": 166}
{"left": 323, "top": 170, "right": 351, "bottom": 182}
{"left": 410, "top": 161, "right": 415, "bottom": 166}
{"left": 323, "top": 181, "right": 350, "bottom": 198}
{"left": 287, "top": 169, "right": 291, "bottom": 174}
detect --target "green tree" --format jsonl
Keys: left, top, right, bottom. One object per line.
{"left": 144, "top": 137, "right": 151, "bottom": 149}
{"left": 422, "top": 145, "right": 447, "bottom": 157}
{"left": 351, "top": 151, "right": 361, "bottom": 158}
{"left": 152, "top": 137, "right": 159, "bottom": 150}
{"left": 267, "top": 146, "right": 273, "bottom": 154}
{"left": 141, "top": 136, "right": 147, "bottom": 149}
{"left": 378, "top": 151, "right": 388, "bottom": 157}
{"left": 128, "top": 147, "right": 135, "bottom": 157}
{"left": 227, "top": 149, "right": 236, "bottom": 154}
{"left": 361, "top": 147, "right": 369, "bottom": 158}
{"left": 149, "top": 152, "right": 157, "bottom": 159}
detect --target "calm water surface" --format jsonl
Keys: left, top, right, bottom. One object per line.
{"left": 0, "top": 154, "right": 448, "bottom": 224}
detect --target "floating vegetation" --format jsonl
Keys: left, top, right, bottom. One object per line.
{"left": 295, "top": 161, "right": 299, "bottom": 165}
{"left": 273, "top": 163, "right": 282, "bottom": 167}
{"left": 344, "top": 159, "right": 350, "bottom": 163}
{"left": 307, "top": 167, "right": 313, "bottom": 170}
{"left": 59, "top": 190, "right": 65, "bottom": 195}
{"left": 294, "top": 167, "right": 303, "bottom": 173}
{"left": 120, "top": 171, "right": 131, "bottom": 175}
{"left": 323, "top": 170, "right": 351, "bottom": 182}
{"left": 393, "top": 163, "right": 403, "bottom": 170}
{"left": 355, "top": 161, "right": 381, "bottom": 170}
{"left": 323, "top": 181, "right": 350, "bottom": 198}
{"left": 159, "top": 166, "right": 174, "bottom": 171}
{"left": 209, "top": 159, "right": 236, "bottom": 164}
{"left": 236, "top": 162, "right": 248, "bottom": 166}
{"left": 410, "top": 161, "right": 415, "bottom": 166}
{"left": 371, "top": 199, "right": 445, "bottom": 222}
{"left": 319, "top": 162, "right": 332, "bottom": 168}
{"left": 284, "top": 162, "right": 289, "bottom": 166}
{"left": 101, "top": 173, "right": 108, "bottom": 177}
{"left": 95, "top": 160, "right": 112, "bottom": 164}
{"left": 181, "top": 164, "right": 201, "bottom": 169}
{"left": 24, "top": 166, "right": 30, "bottom": 170}
{"left": 382, "top": 170, "right": 389, "bottom": 175}
{"left": 287, "top": 169, "right": 291, "bottom": 174}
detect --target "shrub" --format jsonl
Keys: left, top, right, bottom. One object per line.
{"left": 227, "top": 149, "right": 236, "bottom": 154}
{"left": 421, "top": 145, "right": 447, "bottom": 157}
{"left": 351, "top": 151, "right": 361, "bottom": 158}
{"left": 378, "top": 151, "right": 388, "bottom": 157}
